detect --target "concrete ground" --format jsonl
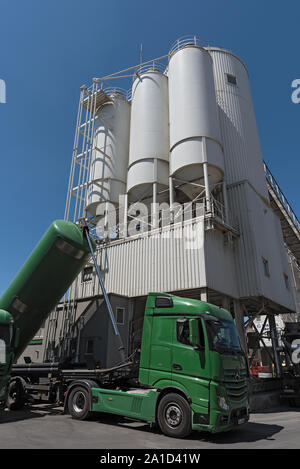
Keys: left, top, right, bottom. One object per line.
{"left": 0, "top": 404, "right": 300, "bottom": 449}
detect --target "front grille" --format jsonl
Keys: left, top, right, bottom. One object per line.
{"left": 224, "top": 369, "right": 248, "bottom": 402}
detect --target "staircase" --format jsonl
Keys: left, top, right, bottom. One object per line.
{"left": 264, "top": 162, "right": 300, "bottom": 265}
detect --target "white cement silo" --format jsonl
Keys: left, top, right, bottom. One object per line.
{"left": 85, "top": 91, "right": 130, "bottom": 217}
{"left": 168, "top": 41, "right": 224, "bottom": 201}
{"left": 127, "top": 67, "right": 169, "bottom": 203}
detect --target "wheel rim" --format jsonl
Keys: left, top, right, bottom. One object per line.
{"left": 72, "top": 391, "right": 86, "bottom": 413}
{"left": 165, "top": 403, "right": 183, "bottom": 428}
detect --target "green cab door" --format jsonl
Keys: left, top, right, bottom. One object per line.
{"left": 171, "top": 318, "right": 210, "bottom": 411}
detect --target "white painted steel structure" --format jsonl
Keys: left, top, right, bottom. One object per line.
{"left": 127, "top": 65, "right": 169, "bottom": 203}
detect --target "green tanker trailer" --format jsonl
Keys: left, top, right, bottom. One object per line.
{"left": 0, "top": 220, "right": 94, "bottom": 409}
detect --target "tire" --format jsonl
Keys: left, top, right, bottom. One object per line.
{"left": 7, "top": 379, "right": 26, "bottom": 410}
{"left": 67, "top": 386, "right": 92, "bottom": 420}
{"left": 157, "top": 393, "right": 192, "bottom": 438}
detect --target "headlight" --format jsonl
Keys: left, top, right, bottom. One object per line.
{"left": 218, "top": 396, "right": 229, "bottom": 411}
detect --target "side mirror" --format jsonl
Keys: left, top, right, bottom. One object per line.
{"left": 14, "top": 327, "right": 20, "bottom": 349}
{"left": 189, "top": 319, "right": 201, "bottom": 349}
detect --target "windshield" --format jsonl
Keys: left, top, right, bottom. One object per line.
{"left": 205, "top": 318, "right": 242, "bottom": 354}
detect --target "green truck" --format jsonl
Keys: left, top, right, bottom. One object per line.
{"left": 0, "top": 220, "right": 249, "bottom": 438}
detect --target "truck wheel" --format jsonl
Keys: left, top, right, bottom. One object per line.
{"left": 157, "top": 393, "right": 192, "bottom": 438}
{"left": 67, "top": 386, "right": 92, "bottom": 420}
{"left": 7, "top": 379, "right": 26, "bottom": 410}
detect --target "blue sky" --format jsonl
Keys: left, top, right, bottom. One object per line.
{"left": 0, "top": 0, "right": 299, "bottom": 295}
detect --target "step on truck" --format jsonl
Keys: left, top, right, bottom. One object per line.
{"left": 0, "top": 220, "right": 249, "bottom": 438}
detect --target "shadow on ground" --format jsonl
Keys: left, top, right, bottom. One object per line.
{"left": 91, "top": 412, "right": 284, "bottom": 445}
{"left": 0, "top": 404, "right": 63, "bottom": 424}
{"left": 1, "top": 404, "right": 286, "bottom": 445}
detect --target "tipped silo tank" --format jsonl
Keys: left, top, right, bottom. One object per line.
{"left": 85, "top": 91, "right": 130, "bottom": 217}
{"left": 127, "top": 67, "right": 169, "bottom": 203}
{"left": 208, "top": 47, "right": 269, "bottom": 200}
{"left": 168, "top": 39, "right": 225, "bottom": 201}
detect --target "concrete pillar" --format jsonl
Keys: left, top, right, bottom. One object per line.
{"left": 268, "top": 314, "right": 282, "bottom": 378}
{"left": 222, "top": 296, "right": 231, "bottom": 311}
{"left": 200, "top": 287, "right": 208, "bottom": 302}
{"left": 233, "top": 299, "right": 247, "bottom": 353}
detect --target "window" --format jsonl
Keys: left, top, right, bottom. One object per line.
{"left": 82, "top": 266, "right": 93, "bottom": 283}
{"left": 284, "top": 273, "right": 290, "bottom": 290}
{"left": 226, "top": 73, "right": 237, "bottom": 85}
{"left": 116, "top": 307, "right": 125, "bottom": 325}
{"left": 177, "top": 319, "right": 191, "bottom": 346}
{"left": 262, "top": 257, "right": 270, "bottom": 277}
{"left": 205, "top": 318, "right": 242, "bottom": 353}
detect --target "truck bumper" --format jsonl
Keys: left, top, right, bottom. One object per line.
{"left": 192, "top": 404, "right": 249, "bottom": 433}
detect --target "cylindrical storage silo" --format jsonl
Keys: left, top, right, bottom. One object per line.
{"left": 127, "top": 68, "right": 169, "bottom": 203}
{"left": 168, "top": 42, "right": 224, "bottom": 200}
{"left": 85, "top": 92, "right": 130, "bottom": 216}
{"left": 208, "top": 47, "right": 268, "bottom": 200}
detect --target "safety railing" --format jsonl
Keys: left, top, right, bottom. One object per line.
{"left": 135, "top": 61, "right": 167, "bottom": 76}
{"left": 169, "top": 35, "right": 209, "bottom": 58}
{"left": 264, "top": 162, "right": 300, "bottom": 233}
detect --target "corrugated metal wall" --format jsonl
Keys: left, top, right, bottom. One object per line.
{"left": 210, "top": 48, "right": 269, "bottom": 201}
{"left": 228, "top": 181, "right": 296, "bottom": 310}
{"left": 73, "top": 219, "right": 208, "bottom": 298}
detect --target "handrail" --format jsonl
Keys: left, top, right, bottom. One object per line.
{"left": 264, "top": 161, "right": 300, "bottom": 233}
{"left": 135, "top": 62, "right": 167, "bottom": 76}
{"left": 169, "top": 35, "right": 210, "bottom": 58}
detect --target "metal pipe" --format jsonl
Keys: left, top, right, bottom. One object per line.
{"left": 83, "top": 228, "right": 126, "bottom": 362}
{"left": 152, "top": 182, "right": 158, "bottom": 229}
{"left": 169, "top": 176, "right": 174, "bottom": 223}
{"left": 222, "top": 181, "right": 229, "bottom": 223}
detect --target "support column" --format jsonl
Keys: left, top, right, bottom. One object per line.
{"left": 222, "top": 295, "right": 231, "bottom": 311}
{"left": 222, "top": 181, "right": 229, "bottom": 224}
{"left": 233, "top": 299, "right": 247, "bottom": 353}
{"left": 268, "top": 314, "right": 282, "bottom": 378}
{"left": 200, "top": 287, "right": 208, "bottom": 302}
{"left": 169, "top": 175, "right": 174, "bottom": 223}
{"left": 202, "top": 137, "right": 211, "bottom": 213}
{"left": 123, "top": 193, "right": 128, "bottom": 239}
{"left": 152, "top": 182, "right": 158, "bottom": 230}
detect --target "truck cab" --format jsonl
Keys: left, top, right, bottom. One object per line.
{"left": 0, "top": 309, "right": 15, "bottom": 410}
{"left": 138, "top": 293, "right": 249, "bottom": 434}
{"left": 88, "top": 293, "right": 249, "bottom": 438}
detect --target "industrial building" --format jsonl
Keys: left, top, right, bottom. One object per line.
{"left": 20, "top": 37, "right": 300, "bottom": 383}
